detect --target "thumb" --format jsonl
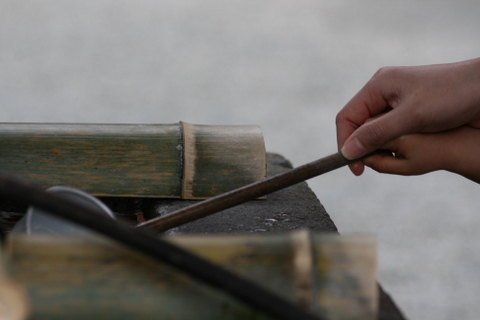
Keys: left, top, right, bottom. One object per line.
{"left": 341, "top": 109, "right": 411, "bottom": 160}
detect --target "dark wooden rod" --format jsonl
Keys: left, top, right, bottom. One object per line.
{"left": 137, "top": 152, "right": 360, "bottom": 232}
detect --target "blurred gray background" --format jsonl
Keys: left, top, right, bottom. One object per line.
{"left": 2, "top": 1, "right": 480, "bottom": 319}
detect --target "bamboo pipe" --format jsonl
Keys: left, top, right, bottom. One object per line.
{"left": 138, "top": 152, "right": 363, "bottom": 232}
{"left": 0, "top": 122, "right": 266, "bottom": 198}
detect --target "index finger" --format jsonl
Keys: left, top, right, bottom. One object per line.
{"left": 336, "top": 75, "right": 395, "bottom": 151}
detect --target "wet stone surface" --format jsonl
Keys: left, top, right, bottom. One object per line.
{"left": 144, "top": 153, "right": 339, "bottom": 235}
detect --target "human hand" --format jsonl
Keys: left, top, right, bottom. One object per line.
{"left": 362, "top": 126, "right": 480, "bottom": 183}
{"left": 336, "top": 58, "right": 480, "bottom": 175}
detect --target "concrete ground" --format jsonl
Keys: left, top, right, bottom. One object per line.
{"left": 1, "top": 1, "right": 480, "bottom": 319}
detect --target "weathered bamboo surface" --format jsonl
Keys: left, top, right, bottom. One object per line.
{"left": 4, "top": 230, "right": 377, "bottom": 320}
{"left": 0, "top": 122, "right": 266, "bottom": 198}
{"left": 181, "top": 122, "right": 267, "bottom": 199}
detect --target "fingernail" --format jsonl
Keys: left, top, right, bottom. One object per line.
{"left": 341, "top": 138, "right": 365, "bottom": 160}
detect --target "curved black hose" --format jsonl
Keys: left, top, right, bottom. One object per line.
{"left": 0, "top": 175, "right": 323, "bottom": 320}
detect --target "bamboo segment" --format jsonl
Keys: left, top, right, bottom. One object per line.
{"left": 312, "top": 234, "right": 378, "bottom": 320}
{"left": 4, "top": 231, "right": 377, "bottom": 320}
{"left": 181, "top": 122, "right": 266, "bottom": 199}
{"left": 0, "top": 122, "right": 266, "bottom": 198}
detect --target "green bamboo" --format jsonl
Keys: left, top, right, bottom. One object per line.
{"left": 0, "top": 122, "right": 266, "bottom": 198}
{"left": 181, "top": 122, "right": 267, "bottom": 199}
{"left": 4, "top": 231, "right": 377, "bottom": 320}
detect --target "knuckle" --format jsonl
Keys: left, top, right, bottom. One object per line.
{"left": 335, "top": 111, "right": 346, "bottom": 126}
{"left": 372, "top": 66, "right": 401, "bottom": 80}
{"left": 408, "top": 106, "right": 430, "bottom": 132}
